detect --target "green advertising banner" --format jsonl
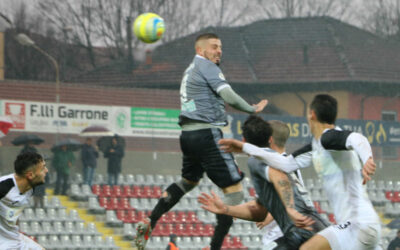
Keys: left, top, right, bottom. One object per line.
{"left": 130, "top": 107, "right": 181, "bottom": 138}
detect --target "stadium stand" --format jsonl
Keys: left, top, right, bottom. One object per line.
{"left": 7, "top": 168, "right": 400, "bottom": 250}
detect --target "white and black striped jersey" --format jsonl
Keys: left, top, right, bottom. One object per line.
{"left": 243, "top": 127, "right": 380, "bottom": 225}
{"left": 0, "top": 174, "right": 32, "bottom": 240}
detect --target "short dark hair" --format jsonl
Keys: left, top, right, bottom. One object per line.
{"left": 242, "top": 115, "right": 272, "bottom": 147}
{"left": 310, "top": 94, "right": 338, "bottom": 124}
{"left": 195, "top": 33, "right": 219, "bottom": 43}
{"left": 14, "top": 152, "right": 43, "bottom": 176}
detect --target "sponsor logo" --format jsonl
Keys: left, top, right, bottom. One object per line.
{"left": 365, "top": 122, "right": 387, "bottom": 144}
{"left": 5, "top": 102, "right": 25, "bottom": 129}
{"left": 114, "top": 109, "right": 129, "bottom": 132}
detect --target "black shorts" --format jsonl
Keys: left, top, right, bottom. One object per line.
{"left": 179, "top": 128, "right": 244, "bottom": 188}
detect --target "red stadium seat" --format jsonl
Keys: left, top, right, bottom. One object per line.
{"left": 231, "top": 236, "right": 246, "bottom": 249}
{"left": 101, "top": 185, "right": 112, "bottom": 197}
{"left": 386, "top": 191, "right": 394, "bottom": 202}
{"left": 151, "top": 224, "right": 161, "bottom": 236}
{"left": 159, "top": 214, "right": 167, "bottom": 223}
{"left": 328, "top": 213, "right": 336, "bottom": 224}
{"left": 248, "top": 187, "right": 256, "bottom": 197}
{"left": 116, "top": 210, "right": 126, "bottom": 221}
{"left": 222, "top": 235, "right": 232, "bottom": 249}
{"left": 160, "top": 211, "right": 174, "bottom": 223}
{"left": 112, "top": 186, "right": 122, "bottom": 197}
{"left": 154, "top": 224, "right": 169, "bottom": 236}
{"left": 168, "top": 211, "right": 177, "bottom": 223}
{"left": 183, "top": 223, "right": 195, "bottom": 236}
{"left": 91, "top": 185, "right": 101, "bottom": 196}
{"left": 152, "top": 186, "right": 162, "bottom": 198}
{"left": 174, "top": 224, "right": 185, "bottom": 236}
{"left": 187, "top": 211, "right": 200, "bottom": 224}
{"left": 194, "top": 223, "right": 206, "bottom": 236}
{"left": 164, "top": 224, "right": 174, "bottom": 236}
{"left": 313, "top": 201, "right": 322, "bottom": 213}
{"left": 204, "top": 224, "right": 214, "bottom": 236}
{"left": 118, "top": 198, "right": 133, "bottom": 210}
{"left": 177, "top": 211, "right": 187, "bottom": 223}
{"left": 132, "top": 186, "right": 143, "bottom": 198}
{"left": 121, "top": 185, "right": 133, "bottom": 198}
{"left": 107, "top": 197, "right": 119, "bottom": 210}
{"left": 136, "top": 211, "right": 147, "bottom": 221}
{"left": 125, "top": 210, "right": 137, "bottom": 223}
{"left": 143, "top": 186, "right": 153, "bottom": 198}
{"left": 392, "top": 191, "right": 400, "bottom": 203}
{"left": 98, "top": 197, "right": 108, "bottom": 208}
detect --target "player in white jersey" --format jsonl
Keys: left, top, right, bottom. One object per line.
{"left": 219, "top": 94, "right": 380, "bottom": 250}
{"left": 0, "top": 152, "right": 48, "bottom": 250}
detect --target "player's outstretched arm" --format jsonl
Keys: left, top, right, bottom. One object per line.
{"left": 252, "top": 99, "right": 268, "bottom": 113}
{"left": 198, "top": 191, "right": 268, "bottom": 222}
{"left": 218, "top": 138, "right": 245, "bottom": 153}
{"left": 219, "top": 139, "right": 300, "bottom": 173}
{"left": 218, "top": 87, "right": 268, "bottom": 114}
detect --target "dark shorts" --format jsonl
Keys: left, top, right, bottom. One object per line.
{"left": 179, "top": 128, "right": 244, "bottom": 188}
{"left": 273, "top": 228, "right": 314, "bottom": 250}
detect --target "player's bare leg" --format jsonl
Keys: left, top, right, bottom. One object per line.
{"left": 300, "top": 234, "right": 331, "bottom": 250}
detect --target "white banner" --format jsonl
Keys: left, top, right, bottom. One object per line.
{"left": 0, "top": 99, "right": 181, "bottom": 138}
{"left": 2, "top": 100, "right": 113, "bottom": 134}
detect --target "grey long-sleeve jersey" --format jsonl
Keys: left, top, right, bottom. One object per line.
{"left": 179, "top": 55, "right": 254, "bottom": 127}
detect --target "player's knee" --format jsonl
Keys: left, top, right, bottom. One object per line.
{"left": 161, "top": 179, "right": 196, "bottom": 202}
{"left": 300, "top": 236, "right": 326, "bottom": 250}
{"left": 162, "top": 183, "right": 185, "bottom": 202}
{"left": 223, "top": 190, "right": 244, "bottom": 205}
{"left": 299, "top": 244, "right": 319, "bottom": 250}
{"left": 299, "top": 243, "right": 313, "bottom": 250}
{"left": 176, "top": 178, "right": 197, "bottom": 194}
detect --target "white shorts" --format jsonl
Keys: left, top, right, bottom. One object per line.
{"left": 318, "top": 221, "right": 382, "bottom": 250}
{"left": 0, "top": 233, "right": 44, "bottom": 250}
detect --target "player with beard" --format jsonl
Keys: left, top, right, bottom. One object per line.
{"left": 0, "top": 152, "right": 48, "bottom": 249}
{"left": 135, "top": 33, "right": 267, "bottom": 250}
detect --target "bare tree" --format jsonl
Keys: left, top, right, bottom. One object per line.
{"left": 3, "top": 2, "right": 59, "bottom": 81}
{"left": 35, "top": 0, "right": 209, "bottom": 64}
{"left": 255, "top": 0, "right": 355, "bottom": 21}
{"left": 37, "top": 0, "right": 100, "bottom": 67}
{"left": 358, "top": 0, "right": 400, "bottom": 38}
{"left": 4, "top": 0, "right": 365, "bottom": 81}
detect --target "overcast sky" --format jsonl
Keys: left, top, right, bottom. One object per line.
{"left": 0, "top": 0, "right": 367, "bottom": 28}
